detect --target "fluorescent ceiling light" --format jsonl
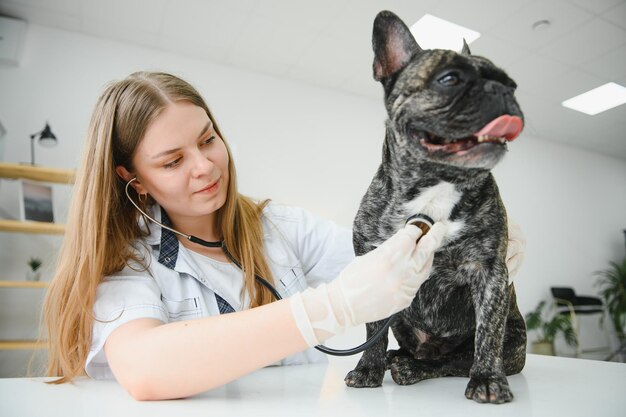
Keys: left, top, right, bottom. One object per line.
{"left": 562, "top": 82, "right": 626, "bottom": 115}
{"left": 410, "top": 14, "right": 481, "bottom": 51}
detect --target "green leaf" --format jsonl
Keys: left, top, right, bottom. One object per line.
{"left": 594, "top": 257, "right": 626, "bottom": 333}
{"left": 525, "top": 300, "right": 577, "bottom": 345}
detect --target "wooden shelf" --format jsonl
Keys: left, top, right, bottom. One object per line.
{"left": 0, "top": 162, "right": 75, "bottom": 184}
{"left": 0, "top": 219, "right": 65, "bottom": 235}
{"left": 0, "top": 340, "right": 47, "bottom": 350}
{"left": 0, "top": 163, "right": 73, "bottom": 351}
{"left": 0, "top": 281, "right": 49, "bottom": 288}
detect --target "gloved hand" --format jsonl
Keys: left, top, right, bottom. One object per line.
{"left": 506, "top": 219, "right": 526, "bottom": 284}
{"left": 290, "top": 222, "right": 448, "bottom": 346}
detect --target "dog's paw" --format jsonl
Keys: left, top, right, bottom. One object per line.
{"left": 464, "top": 375, "right": 513, "bottom": 404}
{"left": 389, "top": 355, "right": 423, "bottom": 385}
{"left": 385, "top": 349, "right": 409, "bottom": 369}
{"left": 345, "top": 367, "right": 385, "bottom": 388}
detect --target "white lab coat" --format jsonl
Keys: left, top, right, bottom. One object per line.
{"left": 85, "top": 202, "right": 354, "bottom": 380}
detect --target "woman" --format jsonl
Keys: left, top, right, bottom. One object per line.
{"left": 41, "top": 72, "right": 515, "bottom": 401}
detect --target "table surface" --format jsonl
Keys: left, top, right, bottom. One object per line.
{"left": 1, "top": 354, "right": 624, "bottom": 417}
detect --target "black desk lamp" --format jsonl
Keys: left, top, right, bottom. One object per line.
{"left": 29, "top": 122, "right": 57, "bottom": 165}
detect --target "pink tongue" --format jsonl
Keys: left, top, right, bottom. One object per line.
{"left": 474, "top": 115, "right": 523, "bottom": 141}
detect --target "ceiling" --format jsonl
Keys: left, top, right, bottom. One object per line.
{"left": 1, "top": 0, "right": 626, "bottom": 159}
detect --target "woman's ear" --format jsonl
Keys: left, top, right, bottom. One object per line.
{"left": 115, "top": 166, "right": 147, "bottom": 194}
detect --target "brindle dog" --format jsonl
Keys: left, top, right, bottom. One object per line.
{"left": 345, "top": 11, "right": 527, "bottom": 404}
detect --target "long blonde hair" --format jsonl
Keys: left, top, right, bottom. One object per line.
{"left": 42, "top": 71, "right": 275, "bottom": 382}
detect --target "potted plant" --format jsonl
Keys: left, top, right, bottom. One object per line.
{"left": 525, "top": 300, "right": 577, "bottom": 355}
{"left": 26, "top": 257, "right": 42, "bottom": 281}
{"left": 594, "top": 257, "right": 626, "bottom": 340}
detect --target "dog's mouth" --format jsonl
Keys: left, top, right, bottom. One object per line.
{"left": 419, "top": 133, "right": 505, "bottom": 153}
{"left": 416, "top": 115, "right": 523, "bottom": 154}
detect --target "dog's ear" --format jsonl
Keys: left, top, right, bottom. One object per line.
{"left": 461, "top": 38, "right": 471, "bottom": 55}
{"left": 372, "top": 10, "right": 422, "bottom": 81}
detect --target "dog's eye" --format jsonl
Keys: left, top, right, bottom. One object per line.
{"left": 438, "top": 72, "right": 461, "bottom": 87}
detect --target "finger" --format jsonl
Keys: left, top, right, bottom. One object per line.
{"left": 401, "top": 223, "right": 425, "bottom": 242}
{"left": 410, "top": 222, "right": 448, "bottom": 266}
{"left": 507, "top": 221, "right": 526, "bottom": 247}
{"left": 506, "top": 253, "right": 524, "bottom": 278}
{"left": 383, "top": 224, "right": 424, "bottom": 253}
{"left": 418, "top": 222, "right": 448, "bottom": 251}
{"left": 405, "top": 251, "right": 436, "bottom": 289}
{"left": 506, "top": 245, "right": 524, "bottom": 265}
{"left": 506, "top": 241, "right": 519, "bottom": 260}
{"left": 507, "top": 219, "right": 524, "bottom": 237}
{"left": 506, "top": 236, "right": 524, "bottom": 259}
{"left": 421, "top": 253, "right": 436, "bottom": 277}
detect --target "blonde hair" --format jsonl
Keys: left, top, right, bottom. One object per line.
{"left": 42, "top": 71, "right": 275, "bottom": 383}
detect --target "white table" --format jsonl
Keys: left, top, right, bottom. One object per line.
{"left": 1, "top": 354, "right": 624, "bottom": 417}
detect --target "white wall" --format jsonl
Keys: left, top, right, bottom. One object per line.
{"left": 0, "top": 24, "right": 625, "bottom": 376}
{"left": 494, "top": 137, "right": 626, "bottom": 311}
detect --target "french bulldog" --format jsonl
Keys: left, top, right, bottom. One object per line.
{"left": 345, "top": 11, "right": 527, "bottom": 404}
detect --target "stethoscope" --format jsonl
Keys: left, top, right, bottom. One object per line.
{"left": 125, "top": 177, "right": 433, "bottom": 356}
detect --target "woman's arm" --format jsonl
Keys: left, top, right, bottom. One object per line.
{"left": 105, "top": 298, "right": 307, "bottom": 401}
{"left": 105, "top": 222, "right": 448, "bottom": 401}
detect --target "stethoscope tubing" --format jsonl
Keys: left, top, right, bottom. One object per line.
{"left": 123, "top": 178, "right": 431, "bottom": 356}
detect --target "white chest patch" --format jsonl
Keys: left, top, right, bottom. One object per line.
{"left": 402, "top": 181, "right": 466, "bottom": 243}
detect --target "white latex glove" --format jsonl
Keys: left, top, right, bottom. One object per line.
{"left": 290, "top": 222, "right": 448, "bottom": 346}
{"left": 506, "top": 219, "right": 526, "bottom": 284}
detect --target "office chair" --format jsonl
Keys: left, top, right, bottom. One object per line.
{"left": 550, "top": 287, "right": 612, "bottom": 358}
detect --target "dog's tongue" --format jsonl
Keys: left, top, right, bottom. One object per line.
{"left": 474, "top": 115, "right": 523, "bottom": 141}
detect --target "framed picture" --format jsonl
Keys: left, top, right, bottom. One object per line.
{"left": 19, "top": 180, "right": 54, "bottom": 222}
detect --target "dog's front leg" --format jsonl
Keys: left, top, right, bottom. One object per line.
{"left": 465, "top": 260, "right": 513, "bottom": 404}
{"left": 345, "top": 319, "right": 389, "bottom": 387}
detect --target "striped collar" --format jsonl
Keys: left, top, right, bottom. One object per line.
{"left": 156, "top": 207, "right": 179, "bottom": 269}
{"left": 140, "top": 205, "right": 179, "bottom": 269}
{"left": 141, "top": 205, "right": 235, "bottom": 314}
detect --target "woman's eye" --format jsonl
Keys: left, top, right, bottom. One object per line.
{"left": 164, "top": 158, "right": 181, "bottom": 169}
{"left": 202, "top": 135, "right": 216, "bottom": 145}
{"left": 438, "top": 72, "right": 461, "bottom": 86}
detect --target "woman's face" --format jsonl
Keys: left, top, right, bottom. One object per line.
{"left": 126, "top": 101, "right": 230, "bottom": 224}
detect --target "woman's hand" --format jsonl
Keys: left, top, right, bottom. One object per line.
{"left": 506, "top": 220, "right": 526, "bottom": 283}
{"left": 290, "top": 222, "right": 448, "bottom": 346}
